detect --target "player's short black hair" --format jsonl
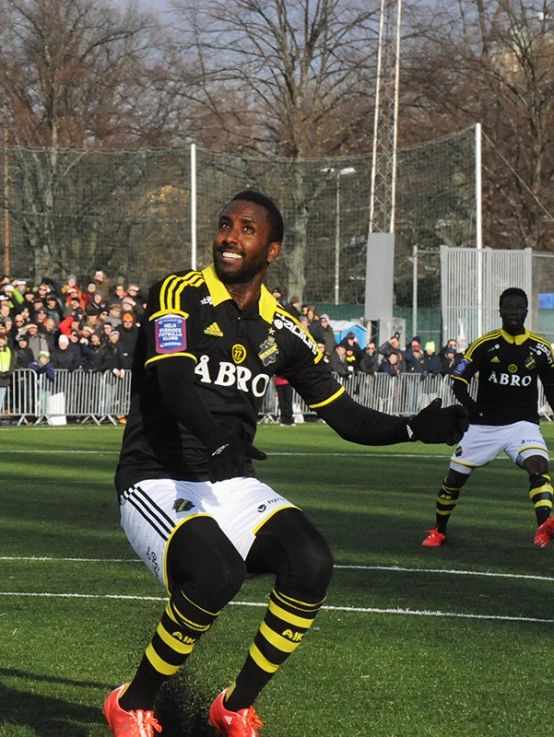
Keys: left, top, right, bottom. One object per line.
{"left": 499, "top": 287, "right": 528, "bottom": 308}
{"left": 231, "top": 190, "right": 284, "bottom": 244}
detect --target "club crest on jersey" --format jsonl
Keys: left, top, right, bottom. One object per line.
{"left": 258, "top": 336, "right": 279, "bottom": 366}
{"left": 232, "top": 344, "right": 247, "bottom": 364}
{"left": 155, "top": 314, "right": 186, "bottom": 354}
{"left": 525, "top": 355, "right": 536, "bottom": 370}
{"left": 173, "top": 498, "right": 195, "bottom": 513}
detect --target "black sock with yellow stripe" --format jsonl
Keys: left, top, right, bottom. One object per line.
{"left": 435, "top": 478, "right": 462, "bottom": 533}
{"left": 119, "top": 589, "right": 219, "bottom": 712}
{"left": 224, "top": 587, "right": 324, "bottom": 713}
{"left": 529, "top": 473, "right": 553, "bottom": 526}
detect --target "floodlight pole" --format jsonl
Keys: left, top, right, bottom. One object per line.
{"left": 475, "top": 123, "right": 483, "bottom": 335}
{"left": 190, "top": 143, "right": 197, "bottom": 271}
{"left": 3, "top": 107, "right": 9, "bottom": 277}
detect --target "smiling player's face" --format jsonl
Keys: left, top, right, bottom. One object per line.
{"left": 213, "top": 200, "right": 280, "bottom": 285}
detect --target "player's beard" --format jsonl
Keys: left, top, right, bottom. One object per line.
{"left": 213, "top": 244, "right": 271, "bottom": 285}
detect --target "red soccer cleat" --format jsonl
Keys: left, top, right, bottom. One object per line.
{"left": 103, "top": 684, "right": 162, "bottom": 736}
{"left": 422, "top": 528, "right": 446, "bottom": 547}
{"left": 209, "top": 689, "right": 264, "bottom": 737}
{"left": 534, "top": 518, "right": 554, "bottom": 548}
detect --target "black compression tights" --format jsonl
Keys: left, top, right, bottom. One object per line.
{"left": 121, "top": 510, "right": 334, "bottom": 712}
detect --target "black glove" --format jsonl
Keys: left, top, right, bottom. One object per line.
{"left": 407, "top": 398, "right": 469, "bottom": 446}
{"left": 207, "top": 433, "right": 267, "bottom": 483}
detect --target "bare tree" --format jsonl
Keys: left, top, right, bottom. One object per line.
{"left": 0, "top": 0, "right": 172, "bottom": 278}
{"left": 402, "top": 0, "right": 554, "bottom": 251}
{"left": 166, "top": 0, "right": 380, "bottom": 299}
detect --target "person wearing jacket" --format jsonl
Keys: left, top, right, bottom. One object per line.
{"left": 0, "top": 334, "right": 14, "bottom": 418}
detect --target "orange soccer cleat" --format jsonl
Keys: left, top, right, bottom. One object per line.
{"left": 422, "top": 528, "right": 446, "bottom": 547}
{"left": 209, "top": 689, "right": 264, "bottom": 737}
{"left": 534, "top": 518, "right": 554, "bottom": 548}
{"left": 103, "top": 684, "right": 162, "bottom": 737}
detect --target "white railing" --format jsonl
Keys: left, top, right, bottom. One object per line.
{"left": 3, "top": 369, "right": 131, "bottom": 425}
{"left": 1, "top": 369, "right": 551, "bottom": 425}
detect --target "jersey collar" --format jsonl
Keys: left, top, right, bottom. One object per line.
{"left": 500, "top": 327, "right": 530, "bottom": 345}
{"left": 202, "top": 263, "right": 278, "bottom": 324}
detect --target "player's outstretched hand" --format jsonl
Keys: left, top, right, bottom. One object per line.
{"left": 407, "top": 398, "right": 469, "bottom": 446}
{"left": 208, "top": 435, "right": 267, "bottom": 483}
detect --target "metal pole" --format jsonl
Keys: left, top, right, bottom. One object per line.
{"left": 475, "top": 123, "right": 483, "bottom": 335}
{"left": 3, "top": 113, "right": 9, "bottom": 277}
{"left": 334, "top": 175, "right": 340, "bottom": 305}
{"left": 412, "top": 244, "right": 418, "bottom": 338}
{"left": 368, "top": 0, "right": 386, "bottom": 234}
{"left": 389, "top": 0, "right": 402, "bottom": 233}
{"left": 190, "top": 143, "right": 197, "bottom": 271}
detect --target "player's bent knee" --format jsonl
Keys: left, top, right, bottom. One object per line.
{"left": 289, "top": 536, "right": 334, "bottom": 596}
{"left": 166, "top": 516, "right": 247, "bottom": 609}
{"left": 247, "top": 508, "right": 334, "bottom": 598}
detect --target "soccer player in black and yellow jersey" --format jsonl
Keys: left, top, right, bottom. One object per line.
{"left": 103, "top": 190, "right": 468, "bottom": 737}
{"left": 423, "top": 287, "right": 554, "bottom": 549}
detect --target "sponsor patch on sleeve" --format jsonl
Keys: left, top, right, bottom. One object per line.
{"left": 155, "top": 314, "right": 187, "bottom": 354}
{"left": 453, "top": 357, "right": 469, "bottom": 376}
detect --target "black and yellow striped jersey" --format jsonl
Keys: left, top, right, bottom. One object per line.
{"left": 451, "top": 327, "right": 554, "bottom": 426}
{"left": 115, "top": 265, "right": 345, "bottom": 489}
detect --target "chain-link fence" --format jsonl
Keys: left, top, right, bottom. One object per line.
{"left": 1, "top": 126, "right": 477, "bottom": 307}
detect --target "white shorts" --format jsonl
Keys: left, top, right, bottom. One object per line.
{"left": 120, "top": 477, "right": 297, "bottom": 589}
{"left": 450, "top": 421, "right": 549, "bottom": 474}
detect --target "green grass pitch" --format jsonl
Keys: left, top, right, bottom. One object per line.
{"left": 2, "top": 421, "right": 554, "bottom": 736}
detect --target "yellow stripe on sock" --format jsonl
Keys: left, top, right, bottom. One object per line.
{"left": 268, "top": 599, "right": 313, "bottom": 628}
{"left": 272, "top": 588, "right": 324, "bottom": 612}
{"left": 156, "top": 623, "right": 196, "bottom": 655}
{"left": 249, "top": 643, "right": 279, "bottom": 674}
{"left": 145, "top": 644, "right": 181, "bottom": 676}
{"left": 259, "top": 620, "right": 299, "bottom": 654}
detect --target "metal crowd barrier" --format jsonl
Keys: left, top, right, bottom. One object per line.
{"left": 1, "top": 369, "right": 551, "bottom": 425}
{"left": 2, "top": 369, "right": 132, "bottom": 425}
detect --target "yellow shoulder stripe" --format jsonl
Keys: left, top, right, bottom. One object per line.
{"left": 149, "top": 309, "right": 189, "bottom": 321}
{"left": 465, "top": 330, "right": 501, "bottom": 358}
{"left": 159, "top": 272, "right": 204, "bottom": 313}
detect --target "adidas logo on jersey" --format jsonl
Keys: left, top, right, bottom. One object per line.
{"left": 491, "top": 356, "right": 500, "bottom": 363}
{"left": 204, "top": 322, "right": 224, "bottom": 337}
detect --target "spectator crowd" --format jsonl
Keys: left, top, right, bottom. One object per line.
{"left": 0, "top": 271, "right": 146, "bottom": 420}
{"left": 0, "top": 276, "right": 459, "bottom": 423}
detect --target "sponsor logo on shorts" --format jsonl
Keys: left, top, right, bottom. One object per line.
{"left": 146, "top": 546, "right": 160, "bottom": 577}
{"left": 257, "top": 497, "right": 284, "bottom": 513}
{"left": 173, "top": 498, "right": 195, "bottom": 513}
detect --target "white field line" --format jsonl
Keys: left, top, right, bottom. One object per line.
{"left": 0, "top": 449, "right": 516, "bottom": 459}
{"left": 2, "top": 557, "right": 554, "bottom": 584}
{"left": 0, "top": 590, "right": 551, "bottom": 624}
{"left": 1, "top": 559, "right": 554, "bottom": 623}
